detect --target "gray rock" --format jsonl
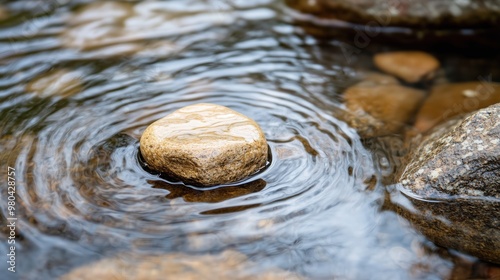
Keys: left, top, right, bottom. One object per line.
{"left": 396, "top": 103, "right": 500, "bottom": 264}
{"left": 400, "top": 103, "right": 500, "bottom": 199}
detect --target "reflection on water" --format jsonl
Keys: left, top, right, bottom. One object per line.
{"left": 0, "top": 0, "right": 496, "bottom": 279}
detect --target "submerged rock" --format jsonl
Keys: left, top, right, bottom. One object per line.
{"left": 398, "top": 104, "right": 500, "bottom": 264}
{"left": 62, "top": 1, "right": 274, "bottom": 58}
{"left": 341, "top": 75, "right": 425, "bottom": 138}
{"left": 0, "top": 5, "right": 8, "bottom": 21}
{"left": 60, "top": 250, "right": 302, "bottom": 280}
{"left": 26, "top": 69, "right": 83, "bottom": 98}
{"left": 140, "top": 103, "right": 268, "bottom": 186}
{"left": 285, "top": 0, "right": 500, "bottom": 29}
{"left": 374, "top": 51, "right": 440, "bottom": 83}
{"left": 415, "top": 81, "right": 500, "bottom": 132}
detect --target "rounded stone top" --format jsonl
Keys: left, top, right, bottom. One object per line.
{"left": 374, "top": 51, "right": 440, "bottom": 83}
{"left": 140, "top": 103, "right": 268, "bottom": 186}
{"left": 147, "top": 103, "right": 263, "bottom": 147}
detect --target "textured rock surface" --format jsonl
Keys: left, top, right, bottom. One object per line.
{"left": 401, "top": 103, "right": 500, "bottom": 198}
{"left": 342, "top": 75, "right": 425, "bottom": 138}
{"left": 415, "top": 81, "right": 500, "bottom": 132}
{"left": 140, "top": 103, "right": 268, "bottom": 186}
{"left": 60, "top": 250, "right": 302, "bottom": 280}
{"left": 285, "top": 0, "right": 500, "bottom": 28}
{"left": 374, "top": 51, "right": 440, "bottom": 83}
{"left": 397, "top": 104, "right": 500, "bottom": 264}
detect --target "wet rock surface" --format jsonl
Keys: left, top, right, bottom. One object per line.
{"left": 374, "top": 51, "right": 440, "bottom": 83}
{"left": 415, "top": 81, "right": 500, "bottom": 132}
{"left": 402, "top": 103, "right": 500, "bottom": 198}
{"left": 140, "top": 103, "right": 268, "bottom": 186}
{"left": 341, "top": 74, "right": 425, "bottom": 138}
{"left": 60, "top": 250, "right": 302, "bottom": 280}
{"left": 285, "top": 0, "right": 500, "bottom": 28}
{"left": 397, "top": 104, "right": 500, "bottom": 264}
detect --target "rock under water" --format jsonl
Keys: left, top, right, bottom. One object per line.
{"left": 414, "top": 81, "right": 500, "bottom": 132}
{"left": 285, "top": 0, "right": 500, "bottom": 28}
{"left": 341, "top": 73, "right": 425, "bottom": 138}
{"left": 60, "top": 250, "right": 302, "bottom": 280}
{"left": 373, "top": 51, "right": 440, "bottom": 83}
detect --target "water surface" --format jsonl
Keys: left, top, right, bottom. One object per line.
{"left": 0, "top": 1, "right": 495, "bottom": 279}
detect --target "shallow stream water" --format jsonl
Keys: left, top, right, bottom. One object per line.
{"left": 0, "top": 1, "right": 498, "bottom": 279}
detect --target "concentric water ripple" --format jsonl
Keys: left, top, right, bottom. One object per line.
{"left": 0, "top": 1, "right": 469, "bottom": 279}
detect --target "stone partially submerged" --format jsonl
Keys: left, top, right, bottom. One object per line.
{"left": 401, "top": 103, "right": 500, "bottom": 198}
{"left": 140, "top": 103, "right": 268, "bottom": 186}
{"left": 397, "top": 103, "right": 500, "bottom": 264}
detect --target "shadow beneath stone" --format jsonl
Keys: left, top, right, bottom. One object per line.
{"left": 150, "top": 179, "right": 266, "bottom": 203}
{"left": 138, "top": 144, "right": 273, "bottom": 188}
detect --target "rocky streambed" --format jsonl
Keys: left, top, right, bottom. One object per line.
{"left": 0, "top": 0, "right": 499, "bottom": 279}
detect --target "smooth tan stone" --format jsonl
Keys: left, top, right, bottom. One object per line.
{"left": 374, "top": 51, "right": 440, "bottom": 83}
{"left": 140, "top": 103, "right": 268, "bottom": 186}
{"left": 26, "top": 69, "right": 83, "bottom": 98}
{"left": 414, "top": 82, "right": 500, "bottom": 132}
{"left": 342, "top": 82, "right": 425, "bottom": 138}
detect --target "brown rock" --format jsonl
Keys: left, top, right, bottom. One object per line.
{"left": 140, "top": 103, "right": 268, "bottom": 186}
{"left": 356, "top": 72, "right": 400, "bottom": 86}
{"left": 60, "top": 250, "right": 302, "bottom": 280}
{"left": 374, "top": 51, "right": 440, "bottom": 83}
{"left": 342, "top": 79, "right": 425, "bottom": 138}
{"left": 415, "top": 81, "right": 500, "bottom": 132}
